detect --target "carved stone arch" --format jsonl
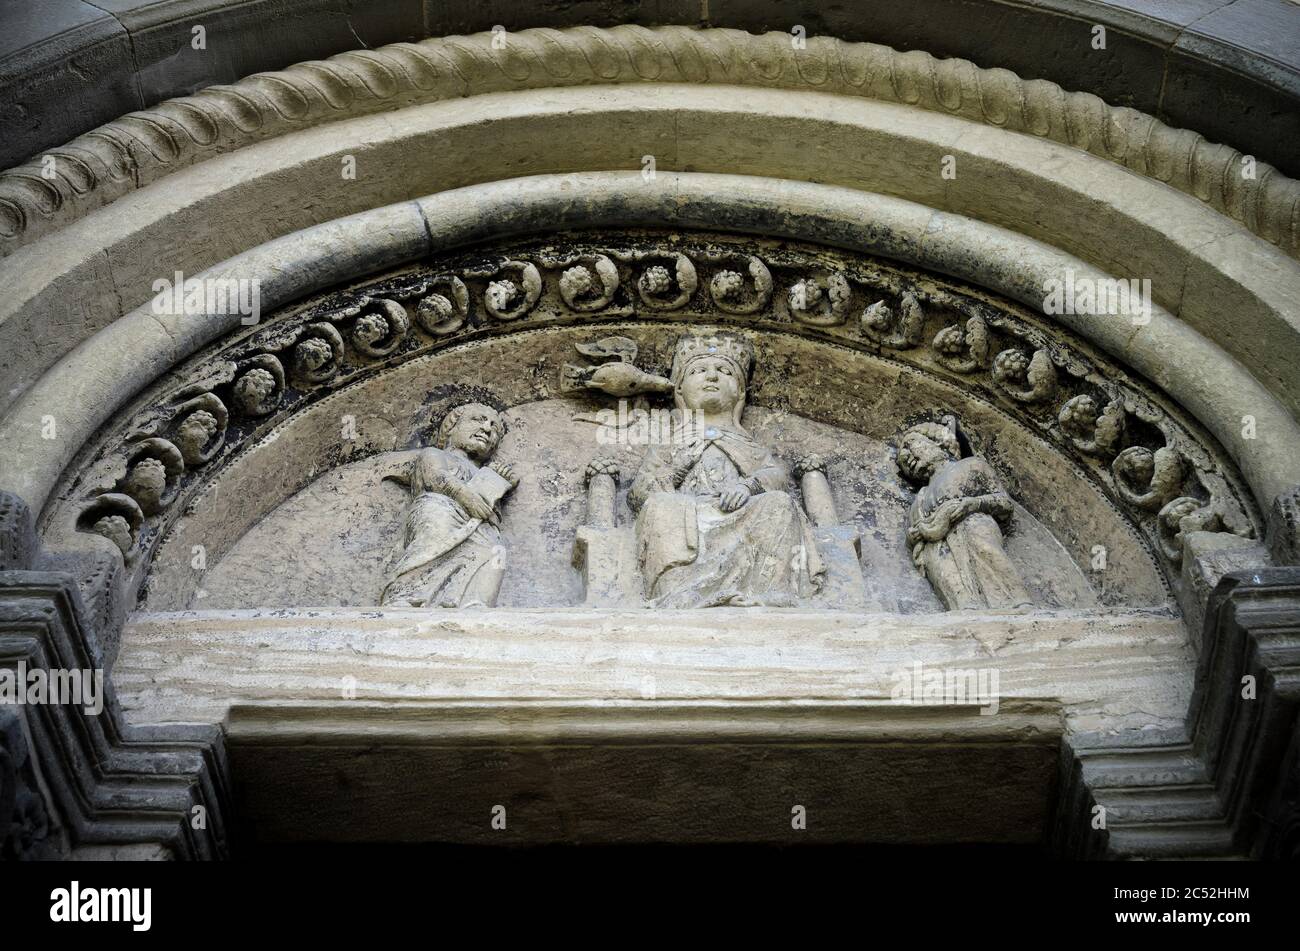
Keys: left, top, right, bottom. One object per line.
{"left": 16, "top": 207, "right": 1269, "bottom": 861}
{"left": 4, "top": 171, "right": 1293, "bottom": 862}
{"left": 2, "top": 16, "right": 1299, "bottom": 862}
{"left": 10, "top": 175, "right": 1298, "bottom": 527}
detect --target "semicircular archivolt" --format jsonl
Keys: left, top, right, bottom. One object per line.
{"left": 47, "top": 230, "right": 1254, "bottom": 611}
{"left": 2, "top": 26, "right": 1297, "bottom": 260}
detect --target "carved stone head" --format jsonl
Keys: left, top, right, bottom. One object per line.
{"left": 670, "top": 334, "right": 754, "bottom": 422}
{"left": 437, "top": 403, "right": 506, "bottom": 462}
{"left": 897, "top": 419, "right": 962, "bottom": 482}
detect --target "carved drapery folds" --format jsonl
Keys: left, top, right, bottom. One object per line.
{"left": 895, "top": 416, "right": 1033, "bottom": 611}
{"left": 379, "top": 403, "right": 516, "bottom": 609}
{"left": 53, "top": 232, "right": 1258, "bottom": 608}
{"left": 615, "top": 333, "right": 829, "bottom": 609}
{"left": 568, "top": 335, "right": 866, "bottom": 610}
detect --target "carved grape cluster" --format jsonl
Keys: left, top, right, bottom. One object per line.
{"left": 991, "top": 348, "right": 1057, "bottom": 403}
{"left": 707, "top": 256, "right": 773, "bottom": 314}
{"left": 642, "top": 266, "right": 672, "bottom": 294}
{"left": 788, "top": 274, "right": 851, "bottom": 327}
{"left": 350, "top": 300, "right": 409, "bottom": 358}
{"left": 634, "top": 254, "right": 696, "bottom": 310}
{"left": 1059, "top": 395, "right": 1125, "bottom": 457}
{"left": 231, "top": 361, "right": 283, "bottom": 417}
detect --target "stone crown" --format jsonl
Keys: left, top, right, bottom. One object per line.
{"left": 670, "top": 334, "right": 754, "bottom": 385}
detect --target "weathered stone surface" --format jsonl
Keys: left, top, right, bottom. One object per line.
{"left": 0, "top": 199, "right": 430, "bottom": 517}
{"left": 0, "top": 492, "right": 35, "bottom": 572}
{"left": 20, "top": 226, "right": 1268, "bottom": 621}
{"left": 2, "top": 12, "right": 1295, "bottom": 859}
{"left": 1189, "top": 568, "right": 1300, "bottom": 857}
{"left": 0, "top": 707, "right": 64, "bottom": 860}
{"left": 91, "top": 0, "right": 426, "bottom": 106}
{"left": 898, "top": 418, "right": 1030, "bottom": 610}
{"left": 109, "top": 287, "right": 1183, "bottom": 616}
{"left": 223, "top": 700, "right": 1062, "bottom": 846}
{"left": 161, "top": 393, "right": 1125, "bottom": 614}
{"left": 116, "top": 606, "right": 1192, "bottom": 733}
{"left": 0, "top": 1, "right": 140, "bottom": 169}
{"left": 1166, "top": 0, "right": 1300, "bottom": 173}
{"left": 380, "top": 403, "right": 516, "bottom": 609}
{"left": 0, "top": 572, "right": 230, "bottom": 859}
{"left": 1267, "top": 483, "right": 1300, "bottom": 565}
{"left": 626, "top": 334, "right": 828, "bottom": 609}
{"left": 1179, "top": 531, "right": 1270, "bottom": 648}
{"left": 5, "top": 138, "right": 1299, "bottom": 519}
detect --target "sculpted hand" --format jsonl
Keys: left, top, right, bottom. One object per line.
{"left": 456, "top": 488, "right": 496, "bottom": 522}
{"left": 718, "top": 482, "right": 751, "bottom": 513}
{"left": 488, "top": 461, "right": 518, "bottom": 488}
{"left": 914, "top": 498, "right": 964, "bottom": 542}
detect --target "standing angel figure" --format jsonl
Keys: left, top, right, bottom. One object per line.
{"left": 380, "top": 403, "right": 517, "bottom": 608}
{"left": 627, "top": 333, "right": 825, "bottom": 607}
{"left": 896, "top": 417, "right": 1033, "bottom": 611}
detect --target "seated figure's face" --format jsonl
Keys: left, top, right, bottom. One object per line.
{"left": 446, "top": 404, "right": 502, "bottom": 460}
{"left": 679, "top": 356, "right": 741, "bottom": 414}
{"left": 899, "top": 432, "right": 954, "bottom": 482}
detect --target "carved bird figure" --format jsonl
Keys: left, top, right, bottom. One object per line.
{"left": 561, "top": 336, "right": 673, "bottom": 397}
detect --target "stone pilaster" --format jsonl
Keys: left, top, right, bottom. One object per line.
{"left": 0, "top": 570, "right": 229, "bottom": 859}
{"left": 1055, "top": 567, "right": 1300, "bottom": 858}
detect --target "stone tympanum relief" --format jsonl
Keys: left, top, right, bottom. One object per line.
{"left": 378, "top": 403, "right": 517, "bottom": 608}
{"left": 51, "top": 232, "right": 1260, "bottom": 617}
{"left": 625, "top": 334, "right": 825, "bottom": 608}
{"left": 140, "top": 341, "right": 1144, "bottom": 612}
{"left": 897, "top": 417, "right": 1034, "bottom": 611}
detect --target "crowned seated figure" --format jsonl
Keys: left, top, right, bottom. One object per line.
{"left": 627, "top": 334, "right": 825, "bottom": 608}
